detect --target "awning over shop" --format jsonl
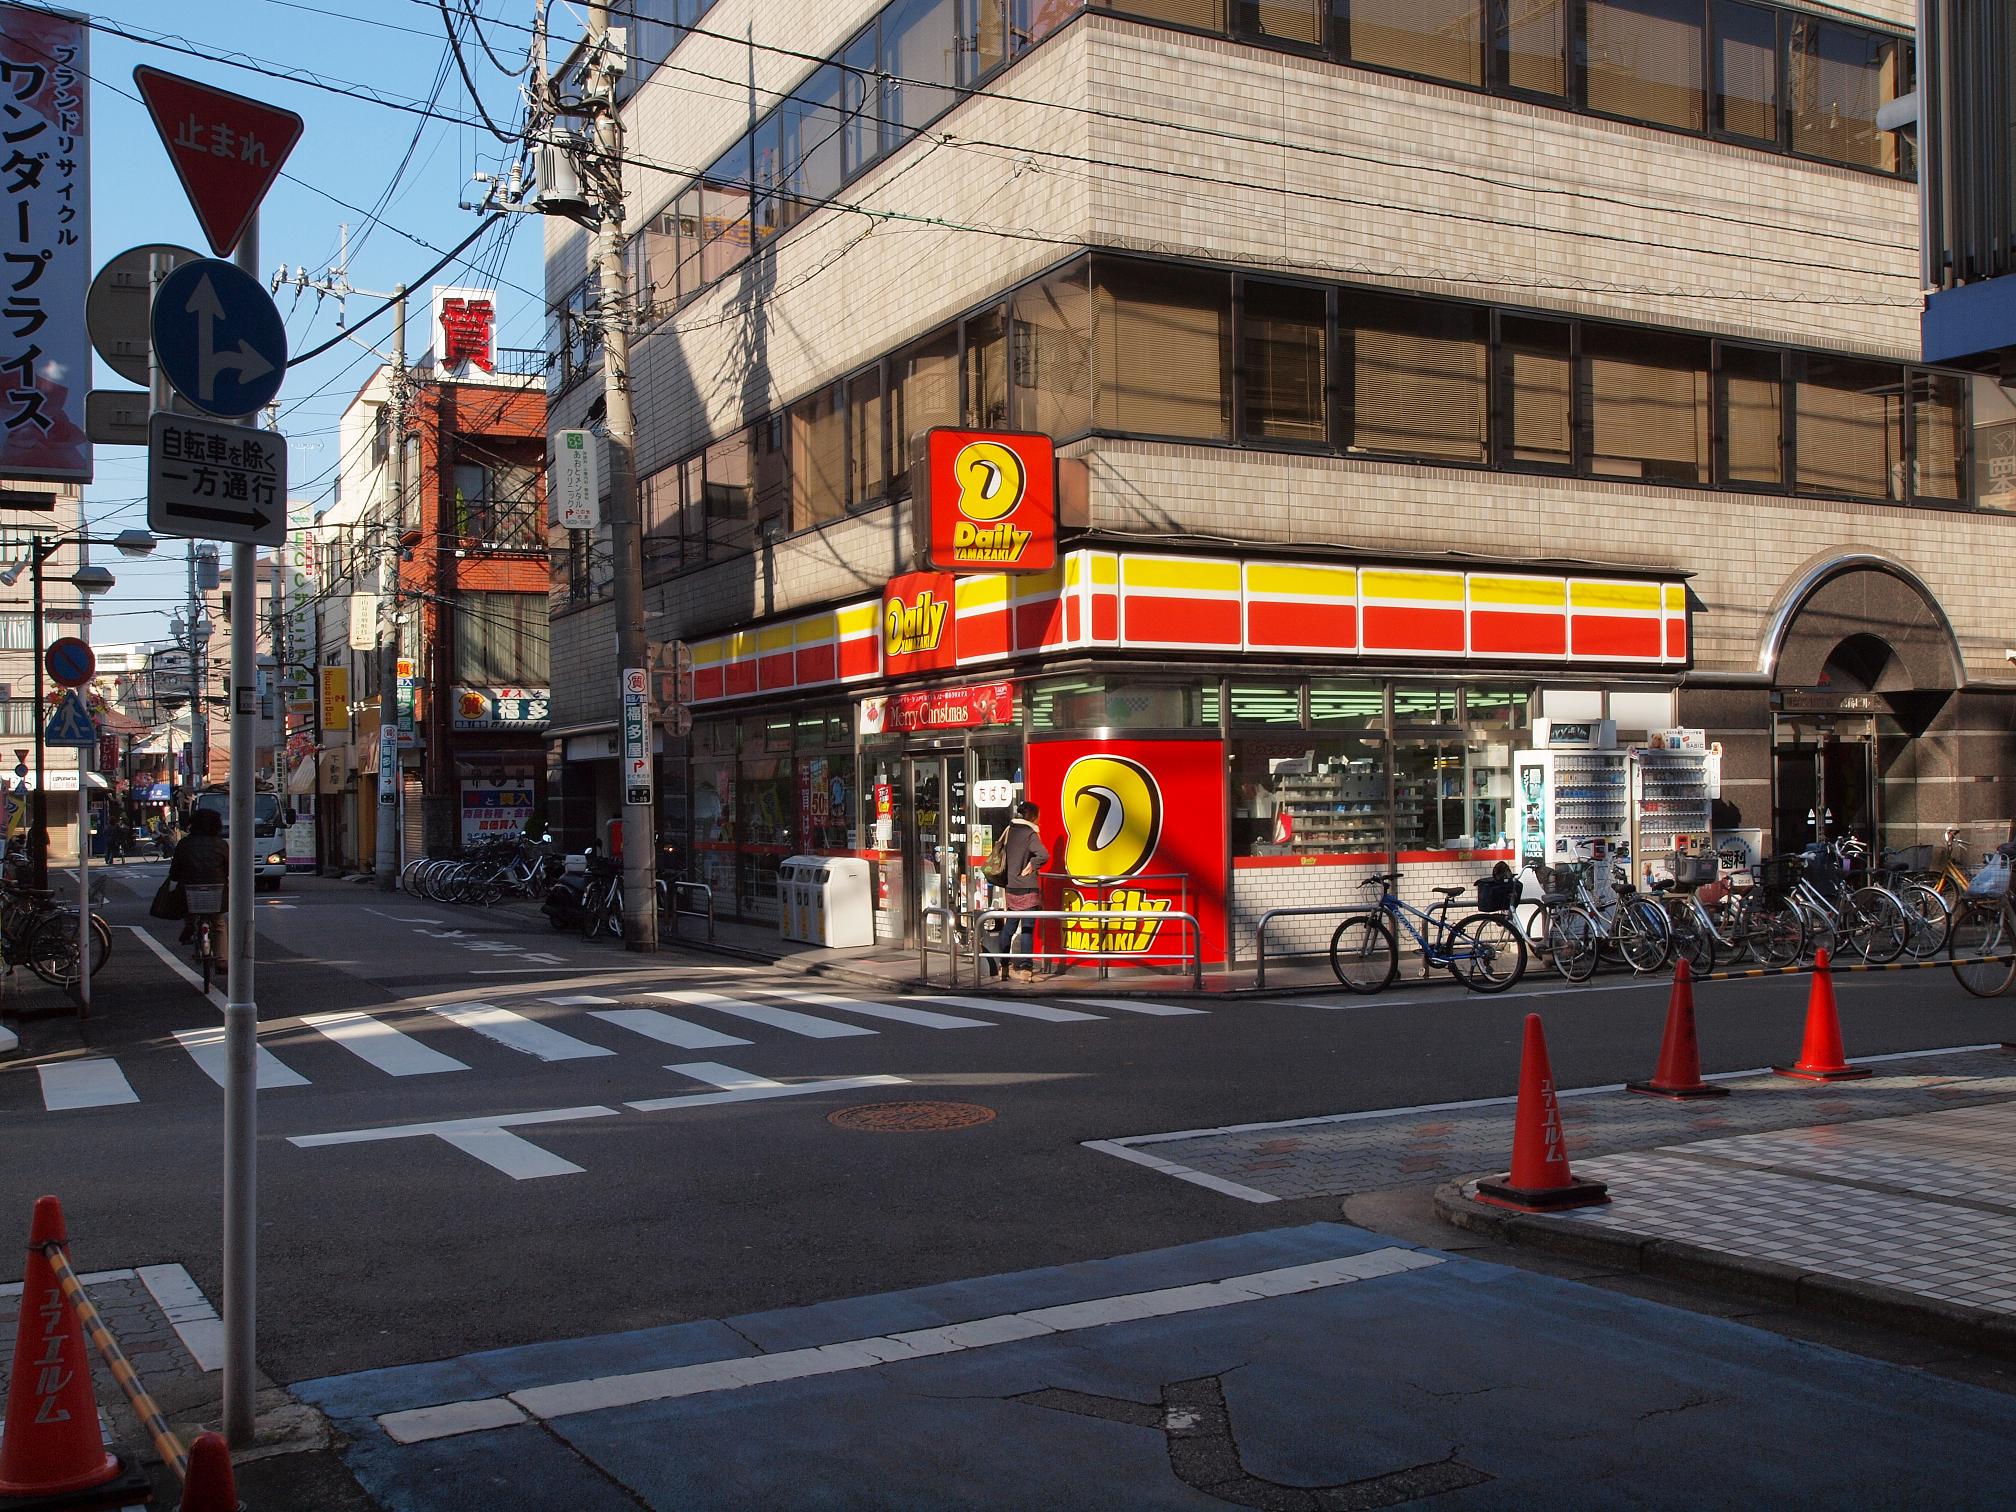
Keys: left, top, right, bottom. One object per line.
{"left": 10, "top": 771, "right": 112, "bottom": 792}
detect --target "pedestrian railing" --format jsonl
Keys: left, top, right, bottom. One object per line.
{"left": 1253, "top": 903, "right": 1376, "bottom": 987}
{"left": 669, "top": 880, "right": 715, "bottom": 941}
{"left": 970, "top": 907, "right": 1205, "bottom": 990}
{"left": 920, "top": 905, "right": 960, "bottom": 987}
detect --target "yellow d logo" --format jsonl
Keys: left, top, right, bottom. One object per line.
{"left": 1060, "top": 755, "right": 1162, "bottom": 880}
{"left": 952, "top": 440, "right": 1026, "bottom": 523}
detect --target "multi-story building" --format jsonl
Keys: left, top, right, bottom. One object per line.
{"left": 0, "top": 488, "right": 100, "bottom": 858}
{"left": 318, "top": 290, "right": 550, "bottom": 870}
{"left": 543, "top": 1, "right": 2008, "bottom": 964}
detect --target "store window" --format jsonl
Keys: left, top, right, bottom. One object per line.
{"left": 1500, "top": 316, "right": 1573, "bottom": 470}
{"left": 965, "top": 306, "right": 1011, "bottom": 429}
{"left": 1463, "top": 685, "right": 1531, "bottom": 726}
{"left": 1713, "top": 0, "right": 1778, "bottom": 141}
{"left": 1344, "top": 295, "right": 1488, "bottom": 462}
{"left": 1582, "top": 325, "right": 1709, "bottom": 484}
{"left": 1309, "top": 679, "right": 1384, "bottom": 728}
{"left": 1719, "top": 345, "right": 1784, "bottom": 486}
{"left": 1396, "top": 742, "right": 1508, "bottom": 850}
{"left": 1585, "top": 0, "right": 1705, "bottom": 130}
{"left": 455, "top": 591, "right": 549, "bottom": 685}
{"left": 1012, "top": 261, "right": 1093, "bottom": 438}
{"left": 1240, "top": 280, "right": 1328, "bottom": 445}
{"left": 847, "top": 366, "right": 887, "bottom": 507}
{"left": 1347, "top": 0, "right": 1483, "bottom": 87}
{"left": 690, "top": 721, "right": 737, "bottom": 912}
{"left": 1973, "top": 373, "right": 2016, "bottom": 512}
{"left": 1026, "top": 676, "right": 1213, "bottom": 730}
{"left": 789, "top": 383, "right": 846, "bottom": 528}
{"left": 1795, "top": 355, "right": 1902, "bottom": 500}
{"left": 1228, "top": 682, "right": 1302, "bottom": 725}
{"left": 1788, "top": 18, "right": 1906, "bottom": 173}
{"left": 890, "top": 324, "right": 959, "bottom": 488}
{"left": 1393, "top": 684, "right": 1458, "bottom": 725}
{"left": 1233, "top": 0, "right": 1320, "bottom": 49}
{"left": 1092, "top": 260, "right": 1232, "bottom": 439}
{"left": 1496, "top": 0, "right": 1566, "bottom": 99}
{"left": 1910, "top": 370, "right": 1967, "bottom": 504}
{"left": 1235, "top": 734, "right": 1388, "bottom": 857}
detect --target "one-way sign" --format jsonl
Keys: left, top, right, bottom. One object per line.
{"left": 147, "top": 412, "right": 287, "bottom": 546}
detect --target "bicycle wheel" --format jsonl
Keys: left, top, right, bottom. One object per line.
{"left": 1328, "top": 915, "right": 1397, "bottom": 993}
{"left": 1511, "top": 901, "right": 1552, "bottom": 964}
{"left": 1546, "top": 905, "right": 1600, "bottom": 982}
{"left": 1844, "top": 886, "right": 1908, "bottom": 965}
{"left": 579, "top": 887, "right": 605, "bottom": 939}
{"left": 200, "top": 925, "right": 214, "bottom": 995}
{"left": 1617, "top": 899, "right": 1671, "bottom": 973}
{"left": 1950, "top": 899, "right": 2016, "bottom": 998}
{"left": 1795, "top": 896, "right": 1835, "bottom": 960}
{"left": 1742, "top": 894, "right": 1806, "bottom": 968}
{"left": 1898, "top": 880, "right": 1951, "bottom": 959}
{"left": 1667, "top": 902, "right": 1718, "bottom": 975}
{"left": 26, "top": 916, "right": 81, "bottom": 988}
{"left": 1447, "top": 914, "right": 1526, "bottom": 993}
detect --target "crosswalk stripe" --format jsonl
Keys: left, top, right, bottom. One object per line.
{"left": 650, "top": 991, "right": 875, "bottom": 1039}
{"left": 588, "top": 1010, "right": 751, "bottom": 1050}
{"left": 173, "top": 1027, "right": 311, "bottom": 1090}
{"left": 762, "top": 989, "right": 992, "bottom": 1030}
{"left": 299, "top": 1011, "right": 470, "bottom": 1076}
{"left": 542, "top": 995, "right": 618, "bottom": 1006}
{"left": 664, "top": 1063, "right": 788, "bottom": 1092}
{"left": 911, "top": 994, "right": 1105, "bottom": 1023}
{"left": 425, "top": 1004, "right": 616, "bottom": 1062}
{"left": 1070, "top": 997, "right": 1207, "bottom": 1017}
{"left": 39, "top": 1060, "right": 139, "bottom": 1110}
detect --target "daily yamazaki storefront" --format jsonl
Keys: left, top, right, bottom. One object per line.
{"left": 675, "top": 430, "right": 1692, "bottom": 965}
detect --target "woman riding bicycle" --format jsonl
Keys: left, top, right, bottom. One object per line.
{"left": 169, "top": 807, "right": 228, "bottom": 944}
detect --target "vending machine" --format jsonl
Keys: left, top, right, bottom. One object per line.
{"left": 1515, "top": 720, "right": 1629, "bottom": 897}
{"left": 1631, "top": 729, "right": 1715, "bottom": 883}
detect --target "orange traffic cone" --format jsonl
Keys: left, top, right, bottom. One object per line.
{"left": 178, "top": 1433, "right": 241, "bottom": 1512}
{"left": 1474, "top": 1014, "right": 1609, "bottom": 1212}
{"left": 0, "top": 1197, "right": 124, "bottom": 1502}
{"left": 1774, "top": 949, "right": 1872, "bottom": 1082}
{"left": 1627, "top": 960, "right": 1729, "bottom": 1101}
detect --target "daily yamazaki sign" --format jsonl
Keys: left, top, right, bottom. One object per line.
{"left": 922, "top": 428, "right": 1056, "bottom": 574}
{"left": 882, "top": 571, "right": 956, "bottom": 674}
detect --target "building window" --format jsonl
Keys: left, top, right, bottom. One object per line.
{"left": 450, "top": 459, "right": 543, "bottom": 548}
{"left": 1585, "top": 0, "right": 1706, "bottom": 130}
{"left": 1344, "top": 295, "right": 1487, "bottom": 462}
{"left": 883, "top": 0, "right": 960, "bottom": 136}
{"left": 1788, "top": 18, "right": 1905, "bottom": 174}
{"left": 0, "top": 699, "right": 34, "bottom": 736}
{"left": 1347, "top": 0, "right": 1483, "bottom": 87}
{"left": 1012, "top": 261, "right": 1093, "bottom": 439}
{"left": 1496, "top": 0, "right": 1567, "bottom": 100}
{"left": 890, "top": 324, "right": 960, "bottom": 489}
{"left": 1234, "top": 1, "right": 1321, "bottom": 49}
{"left": 1719, "top": 344, "right": 1785, "bottom": 487}
{"left": 847, "top": 366, "right": 887, "bottom": 507}
{"left": 705, "top": 431, "right": 755, "bottom": 556}
{"left": 1581, "top": 325, "right": 1709, "bottom": 484}
{"left": 455, "top": 591, "right": 550, "bottom": 685}
{"left": 964, "top": 307, "right": 1010, "bottom": 429}
{"left": 1092, "top": 259, "right": 1232, "bottom": 439}
{"left": 641, "top": 463, "right": 684, "bottom": 569}
{"left": 1795, "top": 355, "right": 1903, "bottom": 500}
{"left": 789, "top": 383, "right": 846, "bottom": 528}
{"left": 1713, "top": 0, "right": 1778, "bottom": 142}
{"left": 1240, "top": 279, "right": 1328, "bottom": 445}
{"left": 752, "top": 416, "right": 789, "bottom": 536}
{"left": 1910, "top": 371, "right": 1967, "bottom": 504}
{"left": 788, "top": 66, "right": 847, "bottom": 219}
{"left": 1114, "top": 0, "right": 1225, "bottom": 28}
{"left": 1499, "top": 315, "right": 1574, "bottom": 471}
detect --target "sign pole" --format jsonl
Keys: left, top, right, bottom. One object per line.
{"left": 222, "top": 216, "right": 260, "bottom": 1451}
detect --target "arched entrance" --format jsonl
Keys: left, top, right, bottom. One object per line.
{"left": 1762, "top": 561, "right": 1963, "bottom": 855}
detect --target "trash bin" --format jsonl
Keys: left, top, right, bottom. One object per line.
{"left": 778, "top": 855, "right": 874, "bottom": 947}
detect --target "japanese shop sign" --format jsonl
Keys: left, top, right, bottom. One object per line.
{"left": 319, "top": 665, "right": 349, "bottom": 734}
{"left": 859, "top": 679, "right": 1015, "bottom": 735}
{"left": 621, "top": 666, "right": 650, "bottom": 806}
{"left": 460, "top": 778, "right": 533, "bottom": 846}
{"left": 922, "top": 428, "right": 1056, "bottom": 574}
{"left": 133, "top": 65, "right": 302, "bottom": 258}
{"left": 881, "top": 571, "right": 956, "bottom": 675}
{"left": 450, "top": 686, "right": 550, "bottom": 731}
{"left": 432, "top": 285, "right": 496, "bottom": 373}
{"left": 0, "top": 5, "right": 90, "bottom": 484}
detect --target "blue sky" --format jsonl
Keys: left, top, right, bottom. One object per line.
{"left": 72, "top": 0, "right": 552, "bottom": 647}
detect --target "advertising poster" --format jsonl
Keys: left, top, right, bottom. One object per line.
{"left": 1024, "top": 738, "right": 1227, "bottom": 967}
{"left": 460, "top": 778, "right": 533, "bottom": 847}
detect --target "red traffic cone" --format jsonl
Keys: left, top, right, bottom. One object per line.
{"left": 179, "top": 1433, "right": 242, "bottom": 1512}
{"left": 0, "top": 1197, "right": 122, "bottom": 1500}
{"left": 1627, "top": 960, "right": 1729, "bottom": 1101}
{"left": 1474, "top": 1014, "right": 1609, "bottom": 1212}
{"left": 1774, "top": 949, "right": 1872, "bottom": 1082}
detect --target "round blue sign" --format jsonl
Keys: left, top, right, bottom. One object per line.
{"left": 150, "top": 257, "right": 288, "bottom": 418}
{"left": 45, "top": 636, "right": 95, "bottom": 689}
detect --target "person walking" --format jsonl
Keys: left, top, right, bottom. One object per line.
{"left": 997, "top": 800, "right": 1049, "bottom": 983}
{"left": 168, "top": 807, "right": 228, "bottom": 944}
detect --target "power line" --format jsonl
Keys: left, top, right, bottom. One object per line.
{"left": 434, "top": 0, "right": 517, "bottom": 143}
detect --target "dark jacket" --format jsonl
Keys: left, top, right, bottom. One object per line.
{"left": 998, "top": 819, "right": 1048, "bottom": 897}
{"left": 169, "top": 833, "right": 229, "bottom": 886}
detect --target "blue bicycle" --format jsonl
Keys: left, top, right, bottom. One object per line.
{"left": 1328, "top": 872, "right": 1527, "bottom": 994}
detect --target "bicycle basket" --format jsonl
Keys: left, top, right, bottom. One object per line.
{"left": 1967, "top": 853, "right": 2013, "bottom": 899}
{"left": 1671, "top": 852, "right": 1717, "bottom": 887}
{"left": 1756, "top": 855, "right": 1803, "bottom": 893}
{"left": 183, "top": 884, "right": 225, "bottom": 915}
{"left": 1551, "top": 861, "right": 1589, "bottom": 889}
{"left": 1474, "top": 877, "right": 1517, "bottom": 912}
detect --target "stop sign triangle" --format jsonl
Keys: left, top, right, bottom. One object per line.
{"left": 134, "top": 66, "right": 304, "bottom": 258}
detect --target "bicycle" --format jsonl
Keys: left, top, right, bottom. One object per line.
{"left": 184, "top": 883, "right": 225, "bottom": 994}
{"left": 0, "top": 880, "right": 111, "bottom": 987}
{"left": 1329, "top": 872, "right": 1526, "bottom": 994}
{"left": 1949, "top": 843, "right": 2016, "bottom": 998}
{"left": 1544, "top": 842, "right": 1671, "bottom": 980}
{"left": 1783, "top": 839, "right": 1909, "bottom": 964}
{"left": 1871, "top": 842, "right": 1951, "bottom": 958}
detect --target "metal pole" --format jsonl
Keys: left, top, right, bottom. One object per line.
{"left": 221, "top": 219, "right": 261, "bottom": 1450}
{"left": 29, "top": 537, "right": 44, "bottom": 889}
{"left": 589, "top": 1, "right": 657, "bottom": 950}
{"left": 75, "top": 535, "right": 90, "bottom": 1017}
{"left": 374, "top": 287, "right": 406, "bottom": 890}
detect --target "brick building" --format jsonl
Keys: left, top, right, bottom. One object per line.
{"left": 542, "top": 1, "right": 2012, "bottom": 963}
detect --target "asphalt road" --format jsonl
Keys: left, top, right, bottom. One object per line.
{"left": 4, "top": 866, "right": 2011, "bottom": 1388}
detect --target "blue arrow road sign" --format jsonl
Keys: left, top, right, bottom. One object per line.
{"left": 151, "top": 257, "right": 287, "bottom": 418}
{"left": 44, "top": 689, "right": 98, "bottom": 748}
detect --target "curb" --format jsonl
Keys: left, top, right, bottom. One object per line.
{"left": 1433, "top": 1179, "right": 2016, "bottom": 1357}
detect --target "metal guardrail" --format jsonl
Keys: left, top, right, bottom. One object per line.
{"left": 1253, "top": 903, "right": 1376, "bottom": 987}
{"left": 669, "top": 880, "right": 715, "bottom": 941}
{"left": 920, "top": 905, "right": 960, "bottom": 987}
{"left": 970, "top": 907, "right": 1204, "bottom": 990}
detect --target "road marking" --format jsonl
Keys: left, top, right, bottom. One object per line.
{"left": 626, "top": 1071, "right": 907, "bottom": 1114}
{"left": 424, "top": 1004, "right": 615, "bottom": 1062}
{"left": 136, "top": 1263, "right": 224, "bottom": 1372}
{"left": 377, "top": 1247, "right": 1443, "bottom": 1442}
{"left": 173, "top": 1026, "right": 310, "bottom": 1090}
{"left": 1080, "top": 1140, "right": 1282, "bottom": 1205}
{"left": 125, "top": 923, "right": 226, "bottom": 1011}
{"left": 1, "top": 1268, "right": 135, "bottom": 1299}
{"left": 1072, "top": 998, "right": 1207, "bottom": 1017}
{"left": 39, "top": 1059, "right": 139, "bottom": 1110}
{"left": 589, "top": 1009, "right": 751, "bottom": 1050}
{"left": 652, "top": 990, "right": 875, "bottom": 1039}
{"left": 665, "top": 1062, "right": 786, "bottom": 1092}
{"left": 299, "top": 1012, "right": 470, "bottom": 1077}
{"left": 289, "top": 1105, "right": 618, "bottom": 1179}
{"left": 365, "top": 910, "right": 444, "bottom": 923}
{"left": 472, "top": 968, "right": 574, "bottom": 975}
{"left": 764, "top": 989, "right": 993, "bottom": 1030}
{"left": 544, "top": 995, "right": 618, "bottom": 1006}
{"left": 912, "top": 994, "right": 1104, "bottom": 1023}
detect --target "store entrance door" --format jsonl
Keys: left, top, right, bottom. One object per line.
{"left": 1772, "top": 722, "right": 1876, "bottom": 854}
{"left": 903, "top": 753, "right": 968, "bottom": 948}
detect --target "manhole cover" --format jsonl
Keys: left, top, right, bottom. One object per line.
{"left": 827, "top": 1100, "right": 997, "bottom": 1132}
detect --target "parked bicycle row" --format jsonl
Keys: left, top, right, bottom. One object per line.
{"left": 399, "top": 835, "right": 566, "bottom": 907}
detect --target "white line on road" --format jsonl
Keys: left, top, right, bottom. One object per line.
{"left": 1079, "top": 1140, "right": 1282, "bottom": 1204}
{"left": 912, "top": 994, "right": 1104, "bottom": 1024}
{"left": 544, "top": 995, "right": 618, "bottom": 1006}
{"left": 651, "top": 990, "right": 876, "bottom": 1039}
{"left": 626, "top": 1072, "right": 907, "bottom": 1114}
{"left": 125, "top": 924, "right": 225, "bottom": 1011}
{"left": 1072, "top": 998, "right": 1208, "bottom": 1017}
{"left": 136, "top": 1263, "right": 224, "bottom": 1372}
{"left": 762, "top": 989, "right": 993, "bottom": 1030}
{"left": 664, "top": 1062, "right": 786, "bottom": 1091}
{"left": 289, "top": 1105, "right": 619, "bottom": 1179}
{"left": 299, "top": 1012, "right": 470, "bottom": 1077}
{"left": 38, "top": 1059, "right": 139, "bottom": 1111}
{"left": 173, "top": 1027, "right": 310, "bottom": 1090}
{"left": 589, "top": 1009, "right": 751, "bottom": 1050}
{"left": 424, "top": 1004, "right": 615, "bottom": 1062}
{"left": 365, "top": 910, "right": 444, "bottom": 923}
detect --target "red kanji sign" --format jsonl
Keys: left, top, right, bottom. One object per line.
{"left": 133, "top": 67, "right": 303, "bottom": 258}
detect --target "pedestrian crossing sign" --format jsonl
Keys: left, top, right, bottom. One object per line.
{"left": 44, "top": 689, "right": 98, "bottom": 747}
